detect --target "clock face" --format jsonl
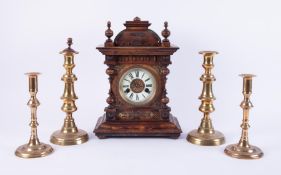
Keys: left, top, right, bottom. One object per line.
{"left": 119, "top": 67, "right": 156, "bottom": 105}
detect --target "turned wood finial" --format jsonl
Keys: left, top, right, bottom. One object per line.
{"left": 161, "top": 21, "right": 170, "bottom": 47}
{"left": 67, "top": 38, "right": 73, "bottom": 48}
{"left": 105, "top": 21, "right": 114, "bottom": 47}
{"left": 134, "top": 16, "right": 141, "bottom": 21}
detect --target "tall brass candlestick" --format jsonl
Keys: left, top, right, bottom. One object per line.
{"left": 50, "top": 38, "right": 88, "bottom": 146}
{"left": 187, "top": 51, "right": 225, "bottom": 146}
{"left": 224, "top": 74, "right": 263, "bottom": 159}
{"left": 15, "top": 72, "right": 53, "bottom": 158}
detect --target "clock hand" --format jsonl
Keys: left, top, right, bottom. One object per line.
{"left": 124, "top": 88, "right": 130, "bottom": 93}
{"left": 145, "top": 88, "right": 150, "bottom": 94}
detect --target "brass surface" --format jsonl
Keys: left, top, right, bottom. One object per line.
{"left": 50, "top": 38, "right": 88, "bottom": 146}
{"left": 130, "top": 79, "right": 145, "bottom": 93}
{"left": 224, "top": 74, "right": 263, "bottom": 159}
{"left": 15, "top": 72, "right": 53, "bottom": 158}
{"left": 187, "top": 51, "right": 225, "bottom": 146}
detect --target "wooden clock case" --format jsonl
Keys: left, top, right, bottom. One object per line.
{"left": 94, "top": 17, "right": 182, "bottom": 138}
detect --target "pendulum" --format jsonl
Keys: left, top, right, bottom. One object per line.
{"left": 50, "top": 38, "right": 89, "bottom": 145}
{"left": 187, "top": 51, "right": 225, "bottom": 146}
{"left": 224, "top": 74, "right": 263, "bottom": 159}
{"left": 15, "top": 72, "right": 53, "bottom": 158}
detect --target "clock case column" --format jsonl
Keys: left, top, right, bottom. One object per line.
{"left": 94, "top": 17, "right": 182, "bottom": 138}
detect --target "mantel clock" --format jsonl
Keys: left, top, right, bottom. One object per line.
{"left": 94, "top": 17, "right": 182, "bottom": 138}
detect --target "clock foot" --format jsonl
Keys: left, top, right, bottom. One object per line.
{"left": 94, "top": 114, "right": 182, "bottom": 138}
{"left": 169, "top": 134, "right": 181, "bottom": 139}
{"left": 96, "top": 135, "right": 108, "bottom": 139}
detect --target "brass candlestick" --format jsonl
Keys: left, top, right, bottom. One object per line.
{"left": 224, "top": 74, "right": 263, "bottom": 159}
{"left": 50, "top": 38, "right": 88, "bottom": 146}
{"left": 15, "top": 72, "right": 53, "bottom": 158}
{"left": 187, "top": 51, "right": 225, "bottom": 146}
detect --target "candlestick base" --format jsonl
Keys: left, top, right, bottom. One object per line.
{"left": 224, "top": 144, "right": 263, "bottom": 159}
{"left": 15, "top": 142, "right": 53, "bottom": 158}
{"left": 187, "top": 129, "right": 225, "bottom": 146}
{"left": 50, "top": 129, "right": 88, "bottom": 146}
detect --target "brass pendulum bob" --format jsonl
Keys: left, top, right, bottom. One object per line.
{"left": 15, "top": 72, "right": 53, "bottom": 158}
{"left": 187, "top": 51, "right": 225, "bottom": 146}
{"left": 50, "top": 38, "right": 88, "bottom": 146}
{"left": 224, "top": 74, "right": 263, "bottom": 159}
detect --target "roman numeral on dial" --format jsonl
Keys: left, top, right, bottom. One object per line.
{"left": 145, "top": 78, "right": 150, "bottom": 82}
{"left": 124, "top": 79, "right": 131, "bottom": 83}
{"left": 128, "top": 73, "right": 134, "bottom": 79}
{"left": 135, "top": 70, "right": 139, "bottom": 78}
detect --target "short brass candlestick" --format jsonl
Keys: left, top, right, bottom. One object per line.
{"left": 187, "top": 51, "right": 225, "bottom": 146}
{"left": 224, "top": 74, "right": 263, "bottom": 159}
{"left": 50, "top": 38, "right": 88, "bottom": 146}
{"left": 15, "top": 72, "right": 53, "bottom": 158}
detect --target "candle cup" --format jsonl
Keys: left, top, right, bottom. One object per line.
{"left": 15, "top": 72, "right": 53, "bottom": 158}
{"left": 224, "top": 74, "right": 263, "bottom": 159}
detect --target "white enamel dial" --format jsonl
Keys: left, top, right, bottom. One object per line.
{"left": 119, "top": 67, "right": 156, "bottom": 105}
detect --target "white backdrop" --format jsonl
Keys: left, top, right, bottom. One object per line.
{"left": 0, "top": 0, "right": 280, "bottom": 174}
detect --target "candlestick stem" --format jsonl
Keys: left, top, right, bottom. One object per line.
{"left": 224, "top": 74, "right": 263, "bottom": 159}
{"left": 187, "top": 51, "right": 225, "bottom": 146}
{"left": 15, "top": 72, "right": 53, "bottom": 158}
{"left": 50, "top": 38, "right": 88, "bottom": 146}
